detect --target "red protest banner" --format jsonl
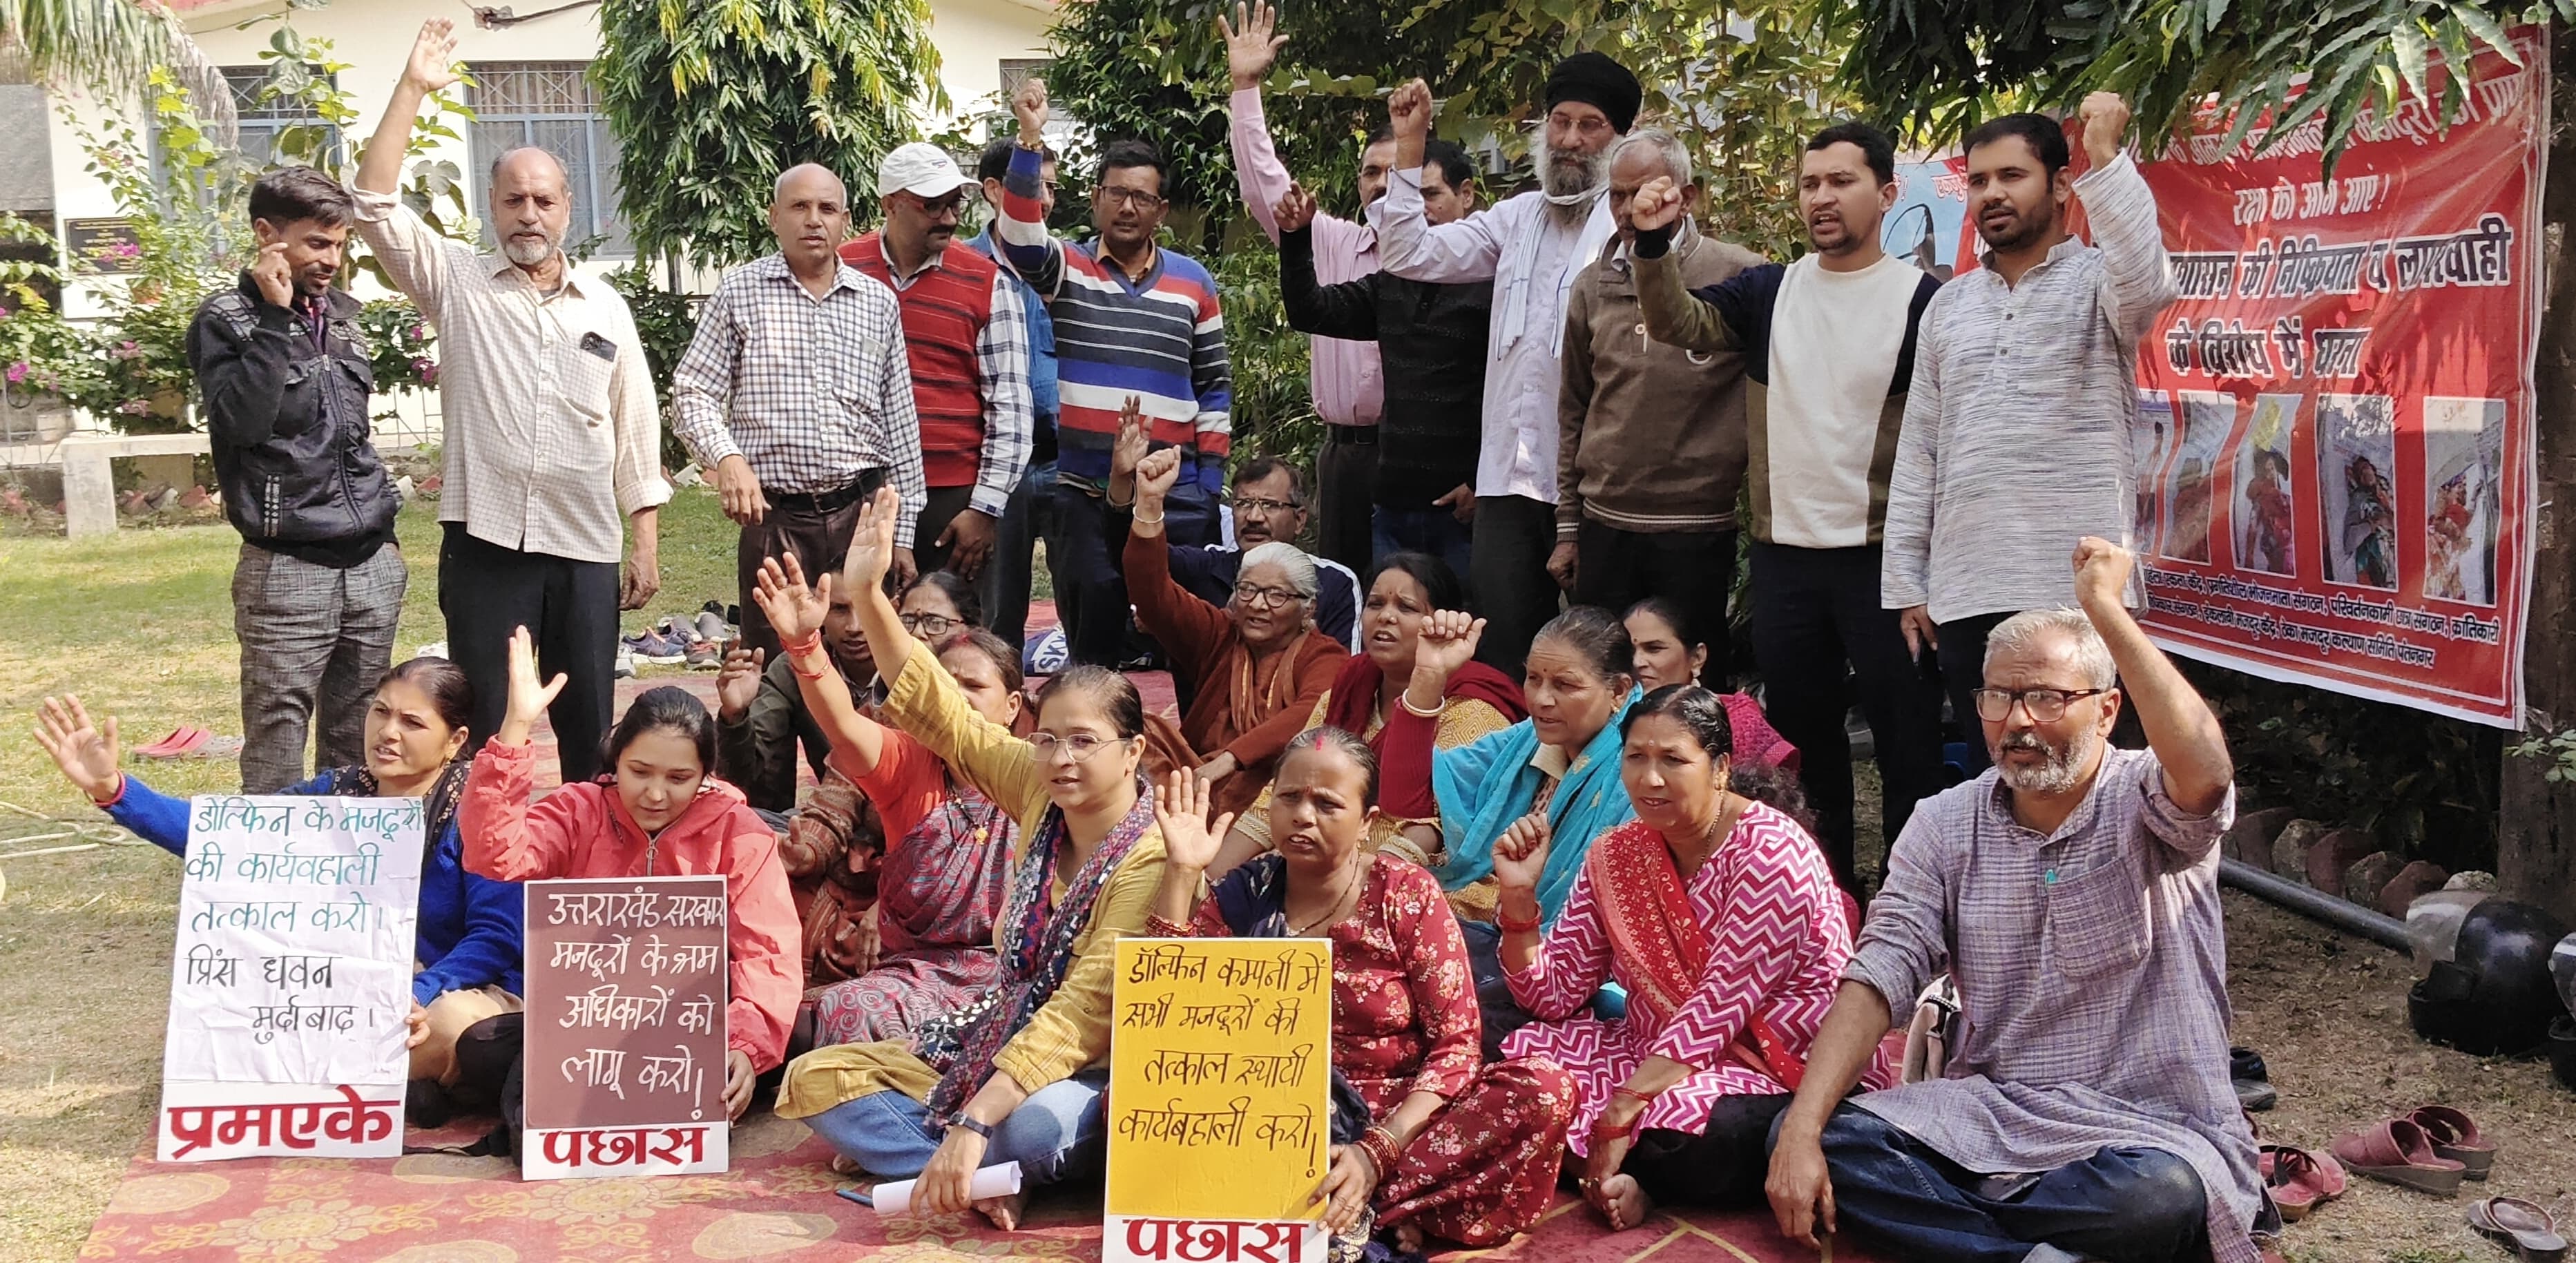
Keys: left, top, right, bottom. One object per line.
{"left": 2117, "top": 32, "right": 2545, "bottom": 724}
{"left": 521, "top": 876, "right": 731, "bottom": 1179}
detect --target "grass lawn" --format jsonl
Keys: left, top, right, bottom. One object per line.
{"left": 0, "top": 488, "right": 739, "bottom": 1262}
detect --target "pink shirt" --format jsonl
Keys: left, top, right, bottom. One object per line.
{"left": 1229, "top": 88, "right": 1383, "bottom": 427}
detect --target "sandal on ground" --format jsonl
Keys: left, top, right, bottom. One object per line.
{"left": 2410, "top": 1105, "right": 2497, "bottom": 1180}
{"left": 133, "top": 726, "right": 208, "bottom": 758}
{"left": 2258, "top": 1145, "right": 2347, "bottom": 1223}
{"left": 2469, "top": 1197, "right": 2568, "bottom": 1262}
{"left": 2329, "top": 1118, "right": 2468, "bottom": 1197}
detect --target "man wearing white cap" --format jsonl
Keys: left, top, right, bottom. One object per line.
{"left": 673, "top": 162, "right": 925, "bottom": 660}
{"left": 842, "top": 142, "right": 1034, "bottom": 579}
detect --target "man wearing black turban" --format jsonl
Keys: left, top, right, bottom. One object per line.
{"left": 1372, "top": 55, "right": 1638, "bottom": 678}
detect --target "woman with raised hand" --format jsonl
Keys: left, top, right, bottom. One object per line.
{"left": 1212, "top": 551, "right": 1526, "bottom": 876}
{"left": 37, "top": 661, "right": 523, "bottom": 1116}
{"left": 751, "top": 548, "right": 1027, "bottom": 1048}
{"left": 1124, "top": 423, "right": 1347, "bottom": 820}
{"left": 769, "top": 486, "right": 1169, "bottom": 1232}
{"left": 459, "top": 630, "right": 799, "bottom": 1122}
{"left": 1148, "top": 735, "right": 1575, "bottom": 1255}
{"left": 1494, "top": 685, "right": 1876, "bottom": 1232}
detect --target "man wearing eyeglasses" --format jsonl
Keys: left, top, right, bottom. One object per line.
{"left": 842, "top": 143, "right": 1035, "bottom": 586}
{"left": 1107, "top": 420, "right": 1361, "bottom": 653}
{"left": 1765, "top": 537, "right": 2267, "bottom": 1263}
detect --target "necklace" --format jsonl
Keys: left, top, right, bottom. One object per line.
{"left": 1287, "top": 855, "right": 1366, "bottom": 936}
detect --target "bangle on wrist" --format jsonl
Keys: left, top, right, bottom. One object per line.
{"left": 1356, "top": 1124, "right": 1403, "bottom": 1176}
{"left": 1611, "top": 1084, "right": 1657, "bottom": 1106}
{"left": 1398, "top": 690, "right": 1443, "bottom": 719}
{"left": 91, "top": 772, "right": 128, "bottom": 809}
{"left": 1496, "top": 904, "right": 1541, "bottom": 934}
{"left": 1133, "top": 509, "right": 1165, "bottom": 526}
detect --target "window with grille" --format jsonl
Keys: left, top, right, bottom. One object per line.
{"left": 999, "top": 58, "right": 1053, "bottom": 97}
{"left": 220, "top": 66, "right": 338, "bottom": 168}
{"left": 463, "top": 61, "right": 630, "bottom": 259}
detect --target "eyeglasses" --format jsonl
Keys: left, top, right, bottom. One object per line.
{"left": 1547, "top": 110, "right": 1615, "bottom": 138}
{"left": 1231, "top": 496, "right": 1298, "bottom": 515}
{"left": 1028, "top": 732, "right": 1133, "bottom": 762}
{"left": 1972, "top": 687, "right": 2112, "bottom": 723}
{"left": 1096, "top": 186, "right": 1166, "bottom": 211}
{"left": 1232, "top": 582, "right": 1309, "bottom": 610}
{"left": 900, "top": 613, "right": 960, "bottom": 638}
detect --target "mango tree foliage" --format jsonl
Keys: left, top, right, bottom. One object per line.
{"left": 593, "top": 0, "right": 946, "bottom": 266}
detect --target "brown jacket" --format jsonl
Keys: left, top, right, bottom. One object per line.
{"left": 1557, "top": 226, "right": 1763, "bottom": 538}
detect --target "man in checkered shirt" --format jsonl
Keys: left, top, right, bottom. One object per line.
{"left": 1765, "top": 539, "right": 2270, "bottom": 1263}
{"left": 671, "top": 164, "right": 927, "bottom": 661}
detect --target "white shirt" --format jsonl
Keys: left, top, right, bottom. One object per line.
{"left": 1768, "top": 253, "right": 1924, "bottom": 548}
{"left": 1373, "top": 169, "right": 1616, "bottom": 503}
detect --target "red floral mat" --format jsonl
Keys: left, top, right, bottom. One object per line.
{"left": 79, "top": 1112, "right": 1877, "bottom": 1262}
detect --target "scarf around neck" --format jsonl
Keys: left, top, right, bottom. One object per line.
{"left": 311, "top": 761, "right": 469, "bottom": 860}
{"left": 1431, "top": 687, "right": 1639, "bottom": 923}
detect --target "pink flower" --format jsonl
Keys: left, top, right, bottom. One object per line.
{"left": 110, "top": 242, "right": 140, "bottom": 259}
{"left": 117, "top": 398, "right": 148, "bottom": 414}
{"left": 410, "top": 325, "right": 427, "bottom": 341}
{"left": 4, "top": 362, "right": 26, "bottom": 384}
{"left": 111, "top": 340, "right": 142, "bottom": 360}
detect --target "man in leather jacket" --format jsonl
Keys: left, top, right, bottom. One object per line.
{"left": 186, "top": 165, "right": 405, "bottom": 792}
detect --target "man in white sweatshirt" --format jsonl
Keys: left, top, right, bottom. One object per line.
{"left": 1631, "top": 121, "right": 1945, "bottom": 899}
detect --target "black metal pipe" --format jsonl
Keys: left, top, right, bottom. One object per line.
{"left": 2220, "top": 858, "right": 2413, "bottom": 952}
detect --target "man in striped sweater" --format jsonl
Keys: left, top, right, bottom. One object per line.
{"left": 997, "top": 77, "right": 1235, "bottom": 667}
{"left": 841, "top": 143, "right": 1032, "bottom": 584}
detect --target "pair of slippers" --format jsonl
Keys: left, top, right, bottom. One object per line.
{"left": 131, "top": 726, "right": 243, "bottom": 760}
{"left": 2329, "top": 1106, "right": 2493, "bottom": 1197}
{"left": 2470, "top": 1197, "right": 2568, "bottom": 1262}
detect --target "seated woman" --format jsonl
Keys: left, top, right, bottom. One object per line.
{"left": 1494, "top": 685, "right": 1877, "bottom": 1231}
{"left": 1148, "top": 734, "right": 1576, "bottom": 1254}
{"left": 461, "top": 630, "right": 800, "bottom": 1121}
{"left": 1215, "top": 551, "right": 1525, "bottom": 874}
{"left": 769, "top": 488, "right": 1169, "bottom": 1231}
{"left": 37, "top": 661, "right": 523, "bottom": 1115}
{"left": 785, "top": 621, "right": 1026, "bottom": 1048}
{"left": 898, "top": 569, "right": 982, "bottom": 646}
{"left": 1381, "top": 606, "right": 1639, "bottom": 927}
{"left": 1624, "top": 597, "right": 1799, "bottom": 771}
{"left": 1124, "top": 444, "right": 1347, "bottom": 820}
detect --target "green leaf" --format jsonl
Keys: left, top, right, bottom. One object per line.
{"left": 2390, "top": 19, "right": 2428, "bottom": 103}
{"left": 2448, "top": 4, "right": 2519, "bottom": 63}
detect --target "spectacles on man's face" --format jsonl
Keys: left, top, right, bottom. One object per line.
{"left": 1028, "top": 732, "right": 1133, "bottom": 762}
{"left": 1231, "top": 496, "right": 1298, "bottom": 516}
{"left": 1972, "top": 687, "right": 2111, "bottom": 724}
{"left": 899, "top": 612, "right": 959, "bottom": 638}
{"left": 1232, "top": 582, "right": 1308, "bottom": 610}
{"left": 1097, "top": 186, "right": 1166, "bottom": 211}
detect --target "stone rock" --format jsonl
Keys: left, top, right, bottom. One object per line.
{"left": 2224, "top": 807, "right": 2297, "bottom": 867}
{"left": 2378, "top": 860, "right": 2451, "bottom": 918}
{"left": 2271, "top": 820, "right": 2327, "bottom": 883}
{"left": 2446, "top": 870, "right": 2500, "bottom": 891}
{"left": 2341, "top": 851, "right": 2405, "bottom": 905}
{"left": 2304, "top": 827, "right": 2380, "bottom": 894}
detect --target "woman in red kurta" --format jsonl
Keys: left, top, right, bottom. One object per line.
{"left": 1124, "top": 443, "right": 1347, "bottom": 819}
{"left": 1147, "top": 731, "right": 1577, "bottom": 1255}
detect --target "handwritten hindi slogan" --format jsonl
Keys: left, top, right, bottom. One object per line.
{"left": 157, "top": 796, "right": 422, "bottom": 1161}
{"left": 1106, "top": 938, "right": 1331, "bottom": 1263}
{"left": 521, "top": 876, "right": 730, "bottom": 1179}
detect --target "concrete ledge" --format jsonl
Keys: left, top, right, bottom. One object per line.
{"left": 59, "top": 432, "right": 211, "bottom": 539}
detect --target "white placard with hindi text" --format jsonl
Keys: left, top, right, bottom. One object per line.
{"left": 156, "top": 795, "right": 422, "bottom": 1161}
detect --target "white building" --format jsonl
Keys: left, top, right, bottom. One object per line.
{"left": 0, "top": 0, "right": 1054, "bottom": 442}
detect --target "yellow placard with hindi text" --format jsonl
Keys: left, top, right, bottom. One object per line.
{"left": 1105, "top": 938, "right": 1330, "bottom": 1263}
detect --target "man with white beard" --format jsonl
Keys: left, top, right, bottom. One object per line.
{"left": 1762, "top": 538, "right": 2271, "bottom": 1263}
{"left": 351, "top": 19, "right": 671, "bottom": 782}
{"left": 1374, "top": 55, "right": 1636, "bottom": 675}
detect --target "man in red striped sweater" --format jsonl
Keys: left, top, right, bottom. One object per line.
{"left": 841, "top": 144, "right": 1035, "bottom": 582}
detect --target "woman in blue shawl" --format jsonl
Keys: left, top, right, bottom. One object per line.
{"left": 1379, "top": 606, "right": 1639, "bottom": 1057}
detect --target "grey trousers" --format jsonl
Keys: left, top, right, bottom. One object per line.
{"left": 233, "top": 541, "right": 407, "bottom": 792}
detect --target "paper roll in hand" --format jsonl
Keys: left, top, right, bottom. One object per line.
{"left": 861, "top": 1161, "right": 1023, "bottom": 1215}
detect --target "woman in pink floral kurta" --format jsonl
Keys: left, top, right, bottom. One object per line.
{"left": 1496, "top": 684, "right": 1885, "bottom": 1230}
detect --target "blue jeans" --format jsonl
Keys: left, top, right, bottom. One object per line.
{"left": 802, "top": 1068, "right": 1111, "bottom": 1186}
{"left": 1784, "top": 1103, "right": 2211, "bottom": 1263}
{"left": 1372, "top": 505, "right": 1474, "bottom": 582}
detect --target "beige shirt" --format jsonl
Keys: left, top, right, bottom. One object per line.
{"left": 352, "top": 188, "right": 671, "bottom": 563}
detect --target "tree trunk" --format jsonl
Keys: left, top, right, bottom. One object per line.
{"left": 2498, "top": 30, "right": 2576, "bottom": 923}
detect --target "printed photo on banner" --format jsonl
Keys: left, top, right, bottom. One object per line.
{"left": 1105, "top": 938, "right": 1331, "bottom": 1263}
{"left": 2164, "top": 392, "right": 2236, "bottom": 565}
{"left": 2131, "top": 389, "right": 2178, "bottom": 559}
{"left": 2233, "top": 394, "right": 2301, "bottom": 577}
{"left": 2317, "top": 394, "right": 2399, "bottom": 590}
{"left": 521, "top": 875, "right": 731, "bottom": 1180}
{"left": 159, "top": 795, "right": 422, "bottom": 1161}
{"left": 2422, "top": 396, "right": 2504, "bottom": 606}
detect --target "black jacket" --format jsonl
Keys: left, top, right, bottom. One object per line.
{"left": 186, "top": 275, "right": 398, "bottom": 567}
{"left": 1279, "top": 225, "right": 1492, "bottom": 510}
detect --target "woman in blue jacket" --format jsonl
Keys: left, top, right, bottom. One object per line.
{"left": 36, "top": 658, "right": 523, "bottom": 1097}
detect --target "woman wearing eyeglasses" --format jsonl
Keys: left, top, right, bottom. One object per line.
{"left": 767, "top": 486, "right": 1171, "bottom": 1232}
{"left": 898, "top": 570, "right": 983, "bottom": 645}
{"left": 1125, "top": 439, "right": 1349, "bottom": 822}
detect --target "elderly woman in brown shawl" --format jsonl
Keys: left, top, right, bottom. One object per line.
{"left": 1124, "top": 441, "right": 1349, "bottom": 820}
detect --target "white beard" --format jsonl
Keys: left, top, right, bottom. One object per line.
{"left": 503, "top": 233, "right": 560, "bottom": 267}
{"left": 1994, "top": 728, "right": 2098, "bottom": 797}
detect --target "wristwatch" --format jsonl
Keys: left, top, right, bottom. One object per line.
{"left": 947, "top": 1116, "right": 996, "bottom": 1141}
